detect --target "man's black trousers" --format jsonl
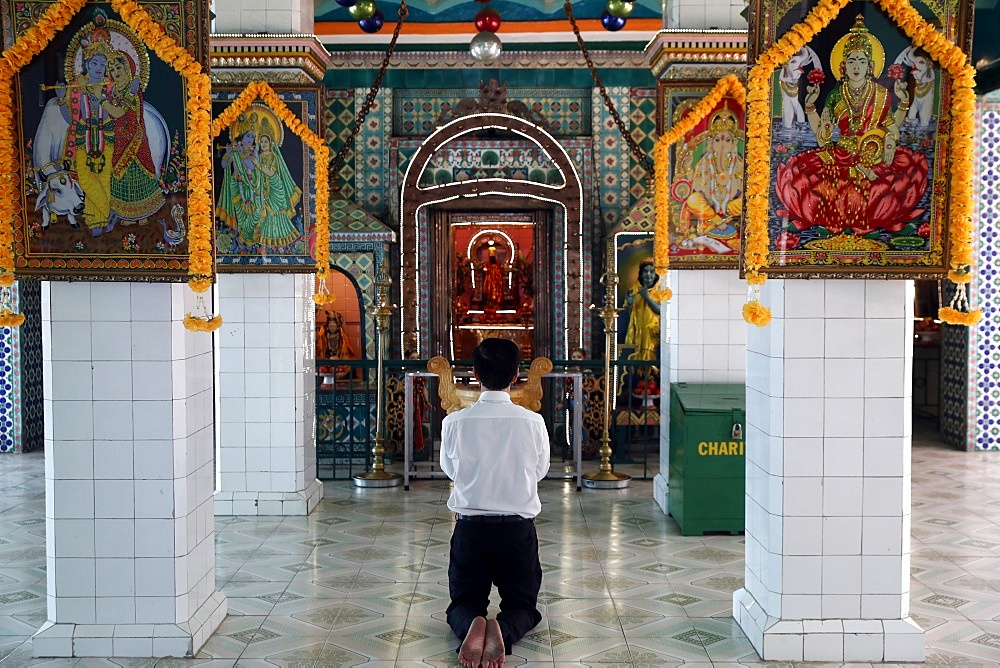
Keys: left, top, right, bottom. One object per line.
{"left": 446, "top": 516, "right": 543, "bottom": 654}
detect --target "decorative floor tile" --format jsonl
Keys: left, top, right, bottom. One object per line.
{"left": 2, "top": 426, "right": 999, "bottom": 665}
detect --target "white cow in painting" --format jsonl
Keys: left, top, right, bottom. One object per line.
{"left": 34, "top": 160, "right": 84, "bottom": 230}
{"left": 31, "top": 97, "right": 170, "bottom": 229}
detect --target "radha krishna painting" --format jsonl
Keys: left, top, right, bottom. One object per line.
{"left": 5, "top": 2, "right": 205, "bottom": 279}
{"left": 212, "top": 89, "right": 319, "bottom": 269}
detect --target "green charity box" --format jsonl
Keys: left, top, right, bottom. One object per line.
{"left": 668, "top": 382, "right": 746, "bottom": 536}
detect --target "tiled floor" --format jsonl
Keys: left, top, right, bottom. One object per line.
{"left": 1, "top": 424, "right": 999, "bottom": 666}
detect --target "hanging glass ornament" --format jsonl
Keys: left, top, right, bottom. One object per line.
{"left": 606, "top": 0, "right": 634, "bottom": 18}
{"left": 358, "top": 8, "right": 385, "bottom": 32}
{"left": 349, "top": 0, "right": 377, "bottom": 20}
{"left": 469, "top": 30, "right": 502, "bottom": 62}
{"left": 601, "top": 10, "right": 627, "bottom": 31}
{"left": 475, "top": 7, "right": 502, "bottom": 33}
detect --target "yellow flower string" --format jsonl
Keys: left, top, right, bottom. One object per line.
{"left": 875, "top": 0, "right": 979, "bottom": 325}
{"left": 0, "top": 0, "right": 87, "bottom": 325}
{"left": 211, "top": 80, "right": 334, "bottom": 306}
{"left": 109, "top": 0, "right": 220, "bottom": 332}
{"left": 742, "top": 0, "right": 978, "bottom": 327}
{"left": 743, "top": 0, "right": 852, "bottom": 327}
{"left": 652, "top": 73, "right": 746, "bottom": 305}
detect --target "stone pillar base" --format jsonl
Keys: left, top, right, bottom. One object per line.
{"left": 214, "top": 478, "right": 323, "bottom": 516}
{"left": 734, "top": 588, "right": 924, "bottom": 662}
{"left": 32, "top": 592, "right": 227, "bottom": 658}
{"left": 652, "top": 473, "right": 669, "bottom": 516}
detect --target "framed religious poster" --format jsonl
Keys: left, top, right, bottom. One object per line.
{"left": 657, "top": 82, "right": 746, "bottom": 269}
{"left": 745, "top": 0, "right": 974, "bottom": 278}
{"left": 212, "top": 85, "right": 324, "bottom": 270}
{"left": 615, "top": 232, "right": 662, "bottom": 364}
{"left": 3, "top": 1, "right": 211, "bottom": 280}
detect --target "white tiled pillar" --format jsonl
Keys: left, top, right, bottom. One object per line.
{"left": 214, "top": 274, "right": 322, "bottom": 516}
{"left": 33, "top": 282, "right": 226, "bottom": 658}
{"left": 653, "top": 269, "right": 746, "bottom": 514}
{"left": 664, "top": 0, "right": 748, "bottom": 29}
{"left": 212, "top": 0, "right": 313, "bottom": 34}
{"left": 733, "top": 279, "right": 924, "bottom": 662}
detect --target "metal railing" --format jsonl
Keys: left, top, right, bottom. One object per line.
{"left": 315, "top": 358, "right": 662, "bottom": 480}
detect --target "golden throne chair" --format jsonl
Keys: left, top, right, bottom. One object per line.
{"left": 426, "top": 355, "right": 553, "bottom": 413}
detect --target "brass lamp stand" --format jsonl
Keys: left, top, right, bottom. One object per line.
{"left": 582, "top": 254, "right": 631, "bottom": 490}
{"left": 353, "top": 267, "right": 403, "bottom": 488}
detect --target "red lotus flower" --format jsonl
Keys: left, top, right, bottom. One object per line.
{"left": 807, "top": 68, "right": 825, "bottom": 84}
{"left": 888, "top": 63, "right": 906, "bottom": 80}
{"left": 774, "top": 231, "right": 801, "bottom": 250}
{"left": 918, "top": 222, "right": 931, "bottom": 238}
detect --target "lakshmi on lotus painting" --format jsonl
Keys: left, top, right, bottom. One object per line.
{"left": 776, "top": 15, "right": 928, "bottom": 237}
{"left": 755, "top": 3, "right": 955, "bottom": 275}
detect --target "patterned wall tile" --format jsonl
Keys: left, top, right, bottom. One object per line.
{"left": 392, "top": 88, "right": 591, "bottom": 138}
{"left": 968, "top": 96, "right": 1000, "bottom": 450}
{"left": 630, "top": 89, "right": 658, "bottom": 202}
{"left": 327, "top": 90, "right": 357, "bottom": 199}
{"left": 0, "top": 280, "right": 41, "bottom": 454}
{"left": 940, "top": 281, "right": 969, "bottom": 449}
{"left": 18, "top": 281, "right": 42, "bottom": 453}
{"left": 357, "top": 88, "right": 392, "bottom": 216}
{"left": 593, "top": 86, "right": 633, "bottom": 229}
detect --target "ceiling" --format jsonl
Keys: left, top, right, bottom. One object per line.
{"left": 315, "top": 0, "right": 662, "bottom": 44}
{"left": 315, "top": 0, "right": 999, "bottom": 93}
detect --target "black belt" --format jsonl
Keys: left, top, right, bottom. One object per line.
{"left": 456, "top": 514, "right": 529, "bottom": 523}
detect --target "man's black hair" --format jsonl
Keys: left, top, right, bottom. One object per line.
{"left": 473, "top": 338, "right": 521, "bottom": 391}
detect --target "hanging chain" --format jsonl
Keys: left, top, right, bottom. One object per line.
{"left": 564, "top": 1, "right": 653, "bottom": 178}
{"left": 329, "top": 1, "right": 409, "bottom": 182}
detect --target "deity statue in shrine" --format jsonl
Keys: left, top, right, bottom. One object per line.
{"left": 482, "top": 244, "right": 505, "bottom": 308}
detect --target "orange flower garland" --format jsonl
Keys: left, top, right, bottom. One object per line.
{"left": 0, "top": 0, "right": 87, "bottom": 324}
{"left": 875, "top": 0, "right": 980, "bottom": 326}
{"left": 0, "top": 0, "right": 218, "bottom": 330}
{"left": 743, "top": 0, "right": 980, "bottom": 327}
{"left": 743, "top": 0, "right": 851, "bottom": 326}
{"left": 109, "top": 0, "right": 220, "bottom": 332}
{"left": 211, "top": 80, "right": 334, "bottom": 306}
{"left": 652, "top": 73, "right": 746, "bottom": 305}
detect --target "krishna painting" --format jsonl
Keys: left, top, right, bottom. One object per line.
{"left": 212, "top": 87, "right": 319, "bottom": 269}
{"left": 3, "top": 1, "right": 209, "bottom": 280}
{"left": 749, "top": 0, "right": 973, "bottom": 277}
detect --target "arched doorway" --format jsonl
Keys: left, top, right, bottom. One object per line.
{"left": 399, "top": 113, "right": 585, "bottom": 360}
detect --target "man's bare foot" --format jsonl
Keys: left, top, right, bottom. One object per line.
{"left": 458, "top": 616, "right": 486, "bottom": 668}
{"left": 482, "top": 617, "right": 505, "bottom": 667}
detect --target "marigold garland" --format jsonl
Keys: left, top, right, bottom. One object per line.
{"left": 652, "top": 74, "right": 746, "bottom": 304}
{"left": 0, "top": 0, "right": 218, "bottom": 331}
{"left": 875, "top": 0, "right": 979, "bottom": 325}
{"left": 742, "top": 300, "right": 772, "bottom": 328}
{"left": 939, "top": 306, "right": 981, "bottom": 327}
{"left": 108, "top": 0, "right": 218, "bottom": 331}
{"left": 0, "top": 309, "right": 25, "bottom": 328}
{"left": 211, "top": 80, "right": 334, "bottom": 306}
{"left": 183, "top": 314, "right": 224, "bottom": 332}
{"left": 742, "top": 0, "right": 980, "bottom": 327}
{"left": 648, "top": 286, "right": 673, "bottom": 303}
{"left": 0, "top": 0, "right": 87, "bottom": 325}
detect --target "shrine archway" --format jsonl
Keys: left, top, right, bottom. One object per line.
{"left": 399, "top": 113, "right": 585, "bottom": 359}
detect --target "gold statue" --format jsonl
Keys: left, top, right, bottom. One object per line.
{"left": 427, "top": 355, "right": 553, "bottom": 414}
